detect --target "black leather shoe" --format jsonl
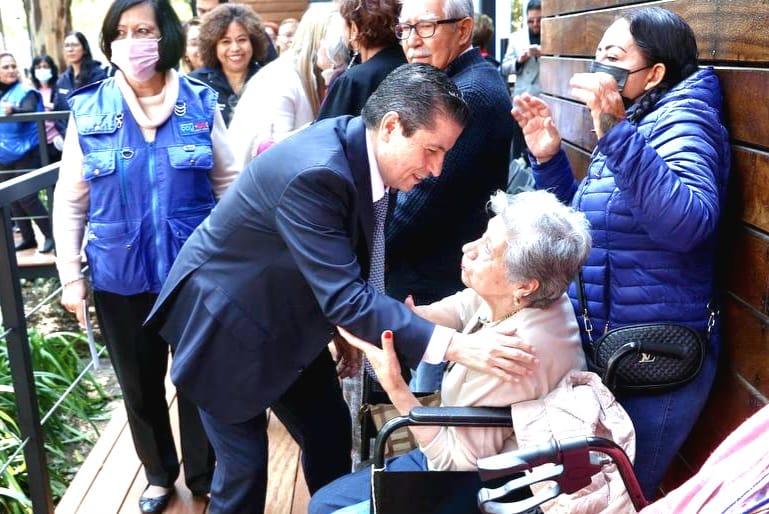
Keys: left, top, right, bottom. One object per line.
{"left": 14, "top": 239, "right": 37, "bottom": 252}
{"left": 139, "top": 486, "right": 174, "bottom": 514}
{"left": 40, "top": 238, "right": 55, "bottom": 254}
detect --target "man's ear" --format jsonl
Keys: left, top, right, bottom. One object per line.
{"left": 644, "top": 62, "right": 666, "bottom": 91}
{"left": 457, "top": 17, "right": 474, "bottom": 47}
{"left": 378, "top": 111, "right": 400, "bottom": 142}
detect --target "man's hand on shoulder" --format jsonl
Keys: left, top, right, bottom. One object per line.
{"left": 445, "top": 328, "right": 538, "bottom": 382}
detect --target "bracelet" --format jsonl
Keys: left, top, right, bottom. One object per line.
{"left": 62, "top": 277, "right": 85, "bottom": 288}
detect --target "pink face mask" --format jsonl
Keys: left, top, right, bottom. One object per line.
{"left": 111, "top": 38, "right": 161, "bottom": 82}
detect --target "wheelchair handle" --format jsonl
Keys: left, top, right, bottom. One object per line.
{"left": 477, "top": 436, "right": 649, "bottom": 512}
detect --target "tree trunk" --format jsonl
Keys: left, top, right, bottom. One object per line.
{"left": 23, "top": 0, "right": 73, "bottom": 69}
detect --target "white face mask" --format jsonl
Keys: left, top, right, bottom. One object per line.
{"left": 34, "top": 68, "right": 53, "bottom": 84}
{"left": 110, "top": 38, "right": 161, "bottom": 82}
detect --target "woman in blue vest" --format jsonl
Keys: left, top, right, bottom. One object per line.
{"left": 511, "top": 7, "right": 729, "bottom": 498}
{"left": 53, "top": 0, "right": 238, "bottom": 512}
{"left": 0, "top": 51, "right": 55, "bottom": 253}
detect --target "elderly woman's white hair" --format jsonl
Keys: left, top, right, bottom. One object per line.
{"left": 489, "top": 190, "right": 592, "bottom": 308}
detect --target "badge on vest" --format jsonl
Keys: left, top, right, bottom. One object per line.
{"left": 179, "top": 120, "right": 210, "bottom": 134}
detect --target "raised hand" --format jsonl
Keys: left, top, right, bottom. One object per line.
{"left": 569, "top": 72, "right": 627, "bottom": 139}
{"left": 511, "top": 93, "right": 562, "bottom": 163}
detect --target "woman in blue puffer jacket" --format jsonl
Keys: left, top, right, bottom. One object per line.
{"left": 511, "top": 7, "right": 730, "bottom": 498}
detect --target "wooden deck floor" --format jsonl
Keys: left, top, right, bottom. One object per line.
{"left": 55, "top": 374, "right": 310, "bottom": 514}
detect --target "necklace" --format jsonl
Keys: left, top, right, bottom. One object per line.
{"left": 477, "top": 309, "right": 520, "bottom": 329}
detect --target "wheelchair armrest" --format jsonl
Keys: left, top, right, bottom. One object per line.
{"left": 409, "top": 406, "right": 512, "bottom": 426}
{"left": 373, "top": 406, "right": 512, "bottom": 468}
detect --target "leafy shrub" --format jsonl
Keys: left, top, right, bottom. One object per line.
{"left": 0, "top": 330, "right": 111, "bottom": 513}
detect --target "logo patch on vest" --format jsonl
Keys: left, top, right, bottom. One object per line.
{"left": 180, "top": 120, "right": 210, "bottom": 134}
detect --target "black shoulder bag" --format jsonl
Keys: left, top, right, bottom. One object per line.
{"left": 577, "top": 273, "right": 713, "bottom": 394}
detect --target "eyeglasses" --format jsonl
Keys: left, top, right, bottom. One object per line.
{"left": 527, "top": 17, "right": 542, "bottom": 24}
{"left": 64, "top": 42, "right": 82, "bottom": 49}
{"left": 394, "top": 18, "right": 462, "bottom": 40}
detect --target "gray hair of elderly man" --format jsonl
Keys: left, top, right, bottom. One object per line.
{"left": 443, "top": 0, "right": 474, "bottom": 19}
{"left": 489, "top": 190, "right": 592, "bottom": 309}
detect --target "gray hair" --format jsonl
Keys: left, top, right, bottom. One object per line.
{"left": 489, "top": 190, "right": 592, "bottom": 309}
{"left": 361, "top": 63, "right": 468, "bottom": 137}
{"left": 443, "top": 0, "right": 474, "bottom": 19}
{"left": 323, "top": 12, "right": 350, "bottom": 70}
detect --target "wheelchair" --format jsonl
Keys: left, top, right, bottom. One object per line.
{"left": 370, "top": 405, "right": 540, "bottom": 514}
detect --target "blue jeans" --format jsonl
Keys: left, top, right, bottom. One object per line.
{"left": 621, "top": 336, "right": 720, "bottom": 499}
{"left": 309, "top": 449, "right": 428, "bottom": 514}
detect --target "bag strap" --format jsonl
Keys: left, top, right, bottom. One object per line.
{"left": 576, "top": 272, "right": 595, "bottom": 343}
{"left": 578, "top": 272, "right": 718, "bottom": 342}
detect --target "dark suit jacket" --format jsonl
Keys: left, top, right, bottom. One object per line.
{"left": 147, "top": 116, "right": 434, "bottom": 424}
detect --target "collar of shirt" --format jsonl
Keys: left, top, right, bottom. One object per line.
{"left": 365, "top": 129, "right": 387, "bottom": 203}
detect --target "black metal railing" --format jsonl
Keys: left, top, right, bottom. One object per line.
{"left": 0, "top": 110, "right": 76, "bottom": 514}
{"left": 0, "top": 111, "right": 69, "bottom": 281}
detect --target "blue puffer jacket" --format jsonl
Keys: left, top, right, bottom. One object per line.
{"left": 533, "top": 67, "right": 730, "bottom": 343}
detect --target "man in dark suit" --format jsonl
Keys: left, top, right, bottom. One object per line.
{"left": 147, "top": 64, "right": 536, "bottom": 514}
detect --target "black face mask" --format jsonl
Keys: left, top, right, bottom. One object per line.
{"left": 588, "top": 61, "right": 651, "bottom": 93}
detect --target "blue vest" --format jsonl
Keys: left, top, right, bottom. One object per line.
{"left": 0, "top": 82, "right": 42, "bottom": 165}
{"left": 69, "top": 76, "right": 218, "bottom": 294}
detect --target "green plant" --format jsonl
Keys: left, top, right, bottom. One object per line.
{"left": 0, "top": 330, "right": 112, "bottom": 512}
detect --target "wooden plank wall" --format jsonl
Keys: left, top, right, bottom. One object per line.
{"left": 238, "top": 0, "right": 309, "bottom": 23}
{"left": 540, "top": 0, "right": 769, "bottom": 494}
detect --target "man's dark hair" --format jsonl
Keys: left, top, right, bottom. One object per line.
{"left": 101, "top": 0, "right": 185, "bottom": 72}
{"left": 361, "top": 63, "right": 469, "bottom": 137}
{"left": 527, "top": 0, "right": 541, "bottom": 12}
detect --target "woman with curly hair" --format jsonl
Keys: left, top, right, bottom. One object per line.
{"left": 191, "top": 2, "right": 269, "bottom": 126}
{"left": 316, "top": 0, "right": 406, "bottom": 120}
{"left": 227, "top": 3, "right": 343, "bottom": 168}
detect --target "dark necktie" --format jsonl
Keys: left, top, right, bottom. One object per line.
{"left": 368, "top": 195, "right": 388, "bottom": 293}
{"left": 364, "top": 195, "right": 389, "bottom": 381}
{"left": 344, "top": 194, "right": 390, "bottom": 468}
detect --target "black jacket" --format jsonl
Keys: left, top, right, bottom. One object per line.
{"left": 53, "top": 60, "right": 110, "bottom": 133}
{"left": 316, "top": 45, "right": 406, "bottom": 120}
{"left": 190, "top": 62, "right": 260, "bottom": 127}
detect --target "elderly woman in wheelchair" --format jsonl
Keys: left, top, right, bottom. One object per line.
{"left": 310, "top": 190, "right": 597, "bottom": 513}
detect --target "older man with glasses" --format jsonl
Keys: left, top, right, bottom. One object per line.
{"left": 386, "top": 0, "right": 515, "bottom": 393}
